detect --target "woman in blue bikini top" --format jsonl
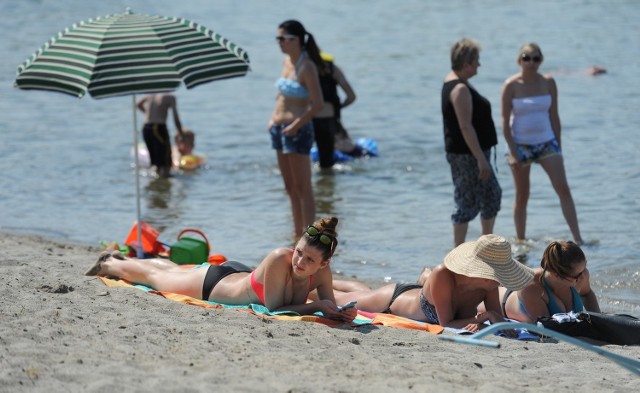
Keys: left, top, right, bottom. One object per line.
{"left": 275, "top": 60, "right": 309, "bottom": 99}
{"left": 500, "top": 241, "right": 601, "bottom": 323}
{"left": 268, "top": 20, "right": 325, "bottom": 237}
{"left": 269, "top": 19, "right": 324, "bottom": 135}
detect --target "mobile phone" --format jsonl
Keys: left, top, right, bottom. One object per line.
{"left": 339, "top": 301, "right": 357, "bottom": 311}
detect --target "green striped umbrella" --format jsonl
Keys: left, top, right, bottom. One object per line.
{"left": 15, "top": 9, "right": 251, "bottom": 98}
{"left": 14, "top": 9, "right": 251, "bottom": 256}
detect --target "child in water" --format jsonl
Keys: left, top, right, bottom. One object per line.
{"left": 172, "top": 129, "right": 204, "bottom": 170}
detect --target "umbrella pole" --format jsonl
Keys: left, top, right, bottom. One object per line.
{"left": 132, "top": 94, "right": 144, "bottom": 258}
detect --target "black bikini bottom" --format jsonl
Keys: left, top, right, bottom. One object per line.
{"left": 384, "top": 283, "right": 423, "bottom": 313}
{"left": 201, "top": 261, "right": 252, "bottom": 300}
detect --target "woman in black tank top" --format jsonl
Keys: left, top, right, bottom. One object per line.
{"left": 441, "top": 38, "right": 501, "bottom": 247}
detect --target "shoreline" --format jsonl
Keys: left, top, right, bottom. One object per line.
{"left": 0, "top": 231, "right": 638, "bottom": 392}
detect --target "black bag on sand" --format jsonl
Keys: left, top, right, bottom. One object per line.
{"left": 537, "top": 312, "right": 640, "bottom": 345}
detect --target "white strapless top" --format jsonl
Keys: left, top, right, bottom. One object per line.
{"left": 510, "top": 94, "right": 555, "bottom": 145}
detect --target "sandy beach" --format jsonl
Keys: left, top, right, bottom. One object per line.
{"left": 0, "top": 231, "right": 638, "bottom": 392}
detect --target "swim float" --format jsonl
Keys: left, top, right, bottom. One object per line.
{"left": 177, "top": 154, "right": 206, "bottom": 170}
{"left": 132, "top": 144, "right": 206, "bottom": 170}
{"left": 311, "top": 137, "right": 378, "bottom": 163}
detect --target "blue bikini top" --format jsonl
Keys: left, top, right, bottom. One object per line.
{"left": 542, "top": 275, "right": 585, "bottom": 315}
{"left": 275, "top": 52, "right": 310, "bottom": 98}
{"left": 275, "top": 77, "right": 309, "bottom": 98}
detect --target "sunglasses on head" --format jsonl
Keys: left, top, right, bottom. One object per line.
{"left": 305, "top": 226, "right": 337, "bottom": 254}
{"left": 275, "top": 34, "right": 297, "bottom": 42}
{"left": 521, "top": 54, "right": 542, "bottom": 63}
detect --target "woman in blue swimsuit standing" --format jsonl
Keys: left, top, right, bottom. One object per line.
{"left": 500, "top": 241, "right": 600, "bottom": 322}
{"left": 269, "top": 20, "right": 325, "bottom": 236}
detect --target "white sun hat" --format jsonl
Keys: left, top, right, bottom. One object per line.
{"left": 444, "top": 234, "right": 534, "bottom": 291}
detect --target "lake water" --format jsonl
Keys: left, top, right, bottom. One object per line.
{"left": 1, "top": 0, "right": 639, "bottom": 313}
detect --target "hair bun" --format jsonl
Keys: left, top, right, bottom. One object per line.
{"left": 317, "top": 216, "right": 338, "bottom": 237}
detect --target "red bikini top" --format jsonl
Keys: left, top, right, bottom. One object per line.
{"left": 250, "top": 269, "right": 312, "bottom": 305}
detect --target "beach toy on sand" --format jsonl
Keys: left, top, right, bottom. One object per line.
{"left": 124, "top": 221, "right": 167, "bottom": 256}
{"left": 207, "top": 254, "right": 228, "bottom": 265}
{"left": 170, "top": 229, "right": 211, "bottom": 265}
{"left": 100, "top": 241, "right": 130, "bottom": 254}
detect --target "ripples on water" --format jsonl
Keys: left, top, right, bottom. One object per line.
{"left": 1, "top": 0, "right": 639, "bottom": 313}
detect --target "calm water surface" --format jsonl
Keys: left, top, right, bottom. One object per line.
{"left": 1, "top": 0, "right": 639, "bottom": 313}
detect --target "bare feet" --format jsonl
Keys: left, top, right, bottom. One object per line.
{"left": 416, "top": 267, "right": 432, "bottom": 286}
{"left": 84, "top": 251, "right": 129, "bottom": 277}
{"left": 111, "top": 250, "right": 126, "bottom": 260}
{"left": 84, "top": 252, "right": 112, "bottom": 276}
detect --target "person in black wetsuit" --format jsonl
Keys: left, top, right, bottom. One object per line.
{"left": 312, "top": 53, "right": 356, "bottom": 170}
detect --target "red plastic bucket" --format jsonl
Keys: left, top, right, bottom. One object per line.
{"left": 124, "top": 221, "right": 165, "bottom": 255}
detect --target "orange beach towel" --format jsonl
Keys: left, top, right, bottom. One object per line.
{"left": 98, "top": 277, "right": 444, "bottom": 334}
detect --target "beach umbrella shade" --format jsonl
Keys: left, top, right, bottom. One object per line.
{"left": 14, "top": 9, "right": 251, "bottom": 256}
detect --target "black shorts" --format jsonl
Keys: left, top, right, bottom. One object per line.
{"left": 142, "top": 123, "right": 172, "bottom": 168}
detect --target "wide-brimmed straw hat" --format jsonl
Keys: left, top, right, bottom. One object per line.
{"left": 444, "top": 234, "right": 534, "bottom": 291}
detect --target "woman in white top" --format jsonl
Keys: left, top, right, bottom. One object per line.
{"left": 501, "top": 43, "right": 583, "bottom": 245}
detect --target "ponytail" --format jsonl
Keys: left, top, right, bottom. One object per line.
{"left": 278, "top": 20, "right": 328, "bottom": 74}
{"left": 540, "top": 241, "right": 586, "bottom": 279}
{"left": 303, "top": 33, "right": 328, "bottom": 74}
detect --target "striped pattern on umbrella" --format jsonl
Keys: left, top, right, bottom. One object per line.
{"left": 15, "top": 9, "right": 251, "bottom": 99}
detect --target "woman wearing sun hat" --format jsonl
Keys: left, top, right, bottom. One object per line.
{"left": 323, "top": 234, "right": 534, "bottom": 332}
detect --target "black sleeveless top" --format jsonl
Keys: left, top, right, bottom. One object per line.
{"left": 441, "top": 79, "right": 497, "bottom": 154}
{"left": 318, "top": 61, "right": 342, "bottom": 119}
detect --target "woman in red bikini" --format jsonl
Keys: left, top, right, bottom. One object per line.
{"left": 85, "top": 216, "right": 355, "bottom": 322}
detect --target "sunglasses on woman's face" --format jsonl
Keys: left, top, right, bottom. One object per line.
{"left": 521, "top": 54, "right": 542, "bottom": 63}
{"left": 562, "top": 269, "right": 585, "bottom": 281}
{"left": 275, "top": 34, "right": 297, "bottom": 43}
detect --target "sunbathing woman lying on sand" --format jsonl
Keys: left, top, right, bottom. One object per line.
{"left": 496, "top": 240, "right": 600, "bottom": 323}
{"left": 315, "top": 234, "right": 534, "bottom": 333}
{"left": 85, "top": 216, "right": 356, "bottom": 322}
